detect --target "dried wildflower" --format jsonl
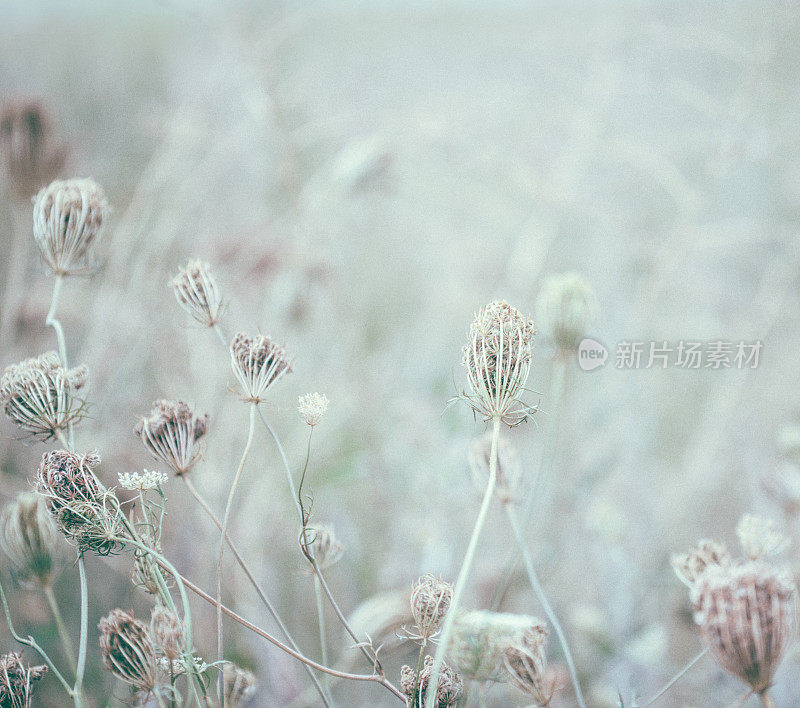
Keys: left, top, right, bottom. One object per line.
{"left": 131, "top": 531, "right": 171, "bottom": 595}
{"left": 98, "top": 609, "right": 159, "bottom": 693}
{"left": 134, "top": 400, "right": 209, "bottom": 476}
{"left": 671, "top": 539, "right": 731, "bottom": 588}
{"left": 151, "top": 607, "right": 185, "bottom": 663}
{"left": 410, "top": 574, "right": 453, "bottom": 641}
{"left": 32, "top": 178, "right": 108, "bottom": 276}
{"left": 0, "top": 493, "right": 62, "bottom": 587}
{"left": 301, "top": 523, "right": 344, "bottom": 569}
{"left": 230, "top": 332, "right": 292, "bottom": 403}
{"left": 692, "top": 562, "right": 796, "bottom": 695}
{"left": 468, "top": 432, "right": 520, "bottom": 502}
{"left": 118, "top": 470, "right": 168, "bottom": 491}
{"left": 736, "top": 514, "right": 790, "bottom": 560}
{"left": 223, "top": 663, "right": 257, "bottom": 707}
{"left": 535, "top": 272, "right": 596, "bottom": 353}
{"left": 298, "top": 392, "right": 329, "bottom": 426}
{"left": 0, "top": 652, "right": 47, "bottom": 708}
{"left": 0, "top": 352, "right": 87, "bottom": 440}
{"left": 448, "top": 611, "right": 541, "bottom": 682}
{"left": 401, "top": 655, "right": 463, "bottom": 708}
{"left": 0, "top": 99, "right": 64, "bottom": 199}
{"left": 460, "top": 300, "right": 536, "bottom": 426}
{"left": 171, "top": 260, "right": 223, "bottom": 327}
{"left": 503, "top": 624, "right": 556, "bottom": 706}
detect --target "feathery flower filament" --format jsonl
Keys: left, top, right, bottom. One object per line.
{"left": 134, "top": 400, "right": 209, "bottom": 476}
{"left": 230, "top": 332, "right": 292, "bottom": 403}
{"left": 171, "top": 260, "right": 223, "bottom": 327}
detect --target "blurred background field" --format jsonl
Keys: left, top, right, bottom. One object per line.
{"left": 2, "top": 1, "right": 800, "bottom": 705}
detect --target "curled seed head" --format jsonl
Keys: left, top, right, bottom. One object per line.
{"left": 0, "top": 492, "right": 63, "bottom": 588}
{"left": 535, "top": 272, "right": 597, "bottom": 353}
{"left": 468, "top": 432, "right": 520, "bottom": 503}
{"left": 0, "top": 652, "right": 48, "bottom": 706}
{"left": 503, "top": 624, "right": 556, "bottom": 705}
{"left": 230, "top": 332, "right": 292, "bottom": 403}
{"left": 134, "top": 400, "right": 209, "bottom": 476}
{"left": 0, "top": 352, "right": 88, "bottom": 441}
{"left": 410, "top": 574, "right": 453, "bottom": 641}
{"left": 301, "top": 523, "right": 344, "bottom": 569}
{"left": 461, "top": 301, "right": 536, "bottom": 426}
{"left": 0, "top": 98, "right": 64, "bottom": 199}
{"left": 150, "top": 606, "right": 185, "bottom": 663}
{"left": 298, "top": 392, "right": 329, "bottom": 427}
{"left": 671, "top": 539, "right": 731, "bottom": 588}
{"left": 691, "top": 562, "right": 797, "bottom": 694}
{"left": 98, "top": 609, "right": 159, "bottom": 693}
{"left": 223, "top": 663, "right": 257, "bottom": 707}
{"left": 400, "top": 655, "right": 463, "bottom": 708}
{"left": 736, "top": 514, "right": 790, "bottom": 561}
{"left": 171, "top": 260, "right": 223, "bottom": 327}
{"left": 32, "top": 178, "right": 108, "bottom": 276}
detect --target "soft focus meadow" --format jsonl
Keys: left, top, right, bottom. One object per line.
{"left": 2, "top": 1, "right": 800, "bottom": 706}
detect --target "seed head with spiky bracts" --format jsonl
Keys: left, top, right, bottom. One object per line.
{"left": 400, "top": 655, "right": 463, "bottom": 708}
{"left": 503, "top": 623, "right": 557, "bottom": 706}
{"left": 459, "top": 301, "right": 536, "bottom": 426}
{"left": 535, "top": 272, "right": 596, "bottom": 353}
{"left": 300, "top": 523, "right": 344, "bottom": 569}
{"left": 98, "top": 609, "right": 160, "bottom": 694}
{"left": 32, "top": 178, "right": 108, "bottom": 276}
{"left": 171, "top": 260, "right": 223, "bottom": 327}
{"left": 223, "top": 663, "right": 257, "bottom": 707}
{"left": 134, "top": 400, "right": 209, "bottom": 476}
{"left": 0, "top": 352, "right": 87, "bottom": 441}
{"left": 671, "top": 539, "right": 731, "bottom": 588}
{"left": 0, "top": 652, "right": 48, "bottom": 708}
{"left": 410, "top": 574, "right": 453, "bottom": 642}
{"left": 230, "top": 332, "right": 292, "bottom": 403}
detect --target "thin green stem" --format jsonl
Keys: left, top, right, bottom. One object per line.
{"left": 72, "top": 556, "right": 88, "bottom": 706}
{"left": 424, "top": 417, "right": 501, "bottom": 708}
{"left": 258, "top": 407, "right": 304, "bottom": 523}
{"left": 216, "top": 402, "right": 257, "bottom": 706}
{"left": 44, "top": 584, "right": 77, "bottom": 676}
{"left": 411, "top": 641, "right": 426, "bottom": 703}
{"left": 313, "top": 574, "right": 332, "bottom": 701}
{"left": 640, "top": 647, "right": 707, "bottom": 706}
{"left": 504, "top": 503, "right": 585, "bottom": 708}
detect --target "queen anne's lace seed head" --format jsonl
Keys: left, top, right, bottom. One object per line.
{"left": 134, "top": 400, "right": 209, "bottom": 476}
{"left": 736, "top": 514, "right": 790, "bottom": 561}
{"left": 503, "top": 624, "right": 556, "bottom": 706}
{"left": 118, "top": 470, "right": 168, "bottom": 491}
{"left": 691, "top": 562, "right": 796, "bottom": 694}
{"left": 171, "top": 260, "right": 223, "bottom": 327}
{"left": 298, "top": 392, "right": 329, "bottom": 426}
{"left": 223, "top": 663, "right": 257, "bottom": 707}
{"left": 98, "top": 609, "right": 159, "bottom": 693}
{"left": 150, "top": 606, "right": 185, "bottom": 663}
{"left": 0, "top": 352, "right": 88, "bottom": 441}
{"left": 230, "top": 333, "right": 292, "bottom": 403}
{"left": 535, "top": 272, "right": 596, "bottom": 353}
{"left": 0, "top": 652, "right": 48, "bottom": 707}
{"left": 32, "top": 178, "right": 108, "bottom": 276}
{"left": 410, "top": 574, "right": 453, "bottom": 641}
{"left": 461, "top": 301, "right": 536, "bottom": 426}
{"left": 671, "top": 539, "right": 731, "bottom": 588}
{"left": 400, "top": 655, "right": 463, "bottom": 708}
{"left": 301, "top": 523, "right": 344, "bottom": 569}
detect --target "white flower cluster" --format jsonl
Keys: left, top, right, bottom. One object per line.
{"left": 298, "top": 392, "right": 329, "bottom": 426}
{"left": 118, "top": 470, "right": 168, "bottom": 491}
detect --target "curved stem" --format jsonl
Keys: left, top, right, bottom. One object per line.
{"left": 216, "top": 402, "right": 257, "bottom": 705}
{"left": 504, "top": 503, "right": 586, "bottom": 708}
{"left": 258, "top": 407, "right": 303, "bottom": 523}
{"left": 641, "top": 647, "right": 707, "bottom": 706}
{"left": 73, "top": 557, "right": 88, "bottom": 704}
{"left": 425, "top": 417, "right": 500, "bottom": 708}
{"left": 46, "top": 274, "right": 76, "bottom": 448}
{"left": 44, "top": 584, "right": 77, "bottom": 676}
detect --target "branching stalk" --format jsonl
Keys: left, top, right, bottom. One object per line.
{"left": 44, "top": 584, "right": 77, "bottom": 676}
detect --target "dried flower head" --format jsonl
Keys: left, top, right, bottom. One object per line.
{"left": 298, "top": 392, "right": 329, "bottom": 426}
{"left": 410, "top": 574, "right": 453, "bottom": 641}
{"left": 0, "top": 493, "right": 63, "bottom": 587}
{"left": 150, "top": 606, "right": 185, "bottom": 663}
{"left": 671, "top": 539, "right": 731, "bottom": 588}
{"left": 468, "top": 431, "right": 520, "bottom": 502}
{"left": 535, "top": 272, "right": 597, "bottom": 353}
{"left": 0, "top": 99, "right": 64, "bottom": 200}
{"left": 503, "top": 624, "right": 556, "bottom": 706}
{"left": 0, "top": 352, "right": 88, "bottom": 440}
{"left": 691, "top": 562, "right": 796, "bottom": 695}
{"left": 223, "top": 663, "right": 257, "bottom": 707}
{"left": 448, "top": 611, "right": 541, "bottom": 682}
{"left": 98, "top": 609, "right": 159, "bottom": 693}
{"left": 736, "top": 514, "right": 790, "bottom": 561}
{"left": 0, "top": 652, "right": 47, "bottom": 708}
{"left": 230, "top": 332, "right": 292, "bottom": 403}
{"left": 400, "top": 656, "right": 463, "bottom": 708}
{"left": 134, "top": 400, "right": 209, "bottom": 476}
{"left": 301, "top": 523, "right": 344, "bottom": 569}
{"left": 118, "top": 470, "right": 168, "bottom": 492}
{"left": 171, "top": 260, "right": 223, "bottom": 327}
{"left": 460, "top": 300, "right": 536, "bottom": 426}
{"left": 32, "top": 178, "right": 108, "bottom": 276}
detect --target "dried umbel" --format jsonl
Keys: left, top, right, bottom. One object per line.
{"left": 151, "top": 606, "right": 185, "bottom": 663}
{"left": 0, "top": 352, "right": 88, "bottom": 440}
{"left": 468, "top": 431, "right": 520, "bottom": 502}
{"left": 671, "top": 539, "right": 731, "bottom": 588}
{"left": 410, "top": 574, "right": 453, "bottom": 641}
{"left": 301, "top": 523, "right": 344, "bottom": 569}
{"left": 503, "top": 624, "right": 556, "bottom": 706}
{"left": 0, "top": 99, "right": 64, "bottom": 199}
{"left": 535, "top": 272, "right": 596, "bottom": 353}
{"left": 0, "top": 652, "right": 47, "bottom": 708}
{"left": 171, "top": 260, "right": 223, "bottom": 327}
{"left": 461, "top": 301, "right": 536, "bottom": 426}
{"left": 400, "top": 655, "right": 463, "bottom": 708}
{"left": 134, "top": 400, "right": 209, "bottom": 476}
{"left": 230, "top": 332, "right": 292, "bottom": 403}
{"left": 298, "top": 392, "right": 329, "bottom": 426}
{"left": 98, "top": 609, "right": 159, "bottom": 694}
{"left": 0, "top": 493, "right": 62, "bottom": 587}
{"left": 691, "top": 562, "right": 796, "bottom": 695}
{"left": 223, "top": 663, "right": 257, "bottom": 707}
{"left": 736, "top": 514, "right": 790, "bottom": 561}
{"left": 32, "top": 178, "right": 108, "bottom": 276}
